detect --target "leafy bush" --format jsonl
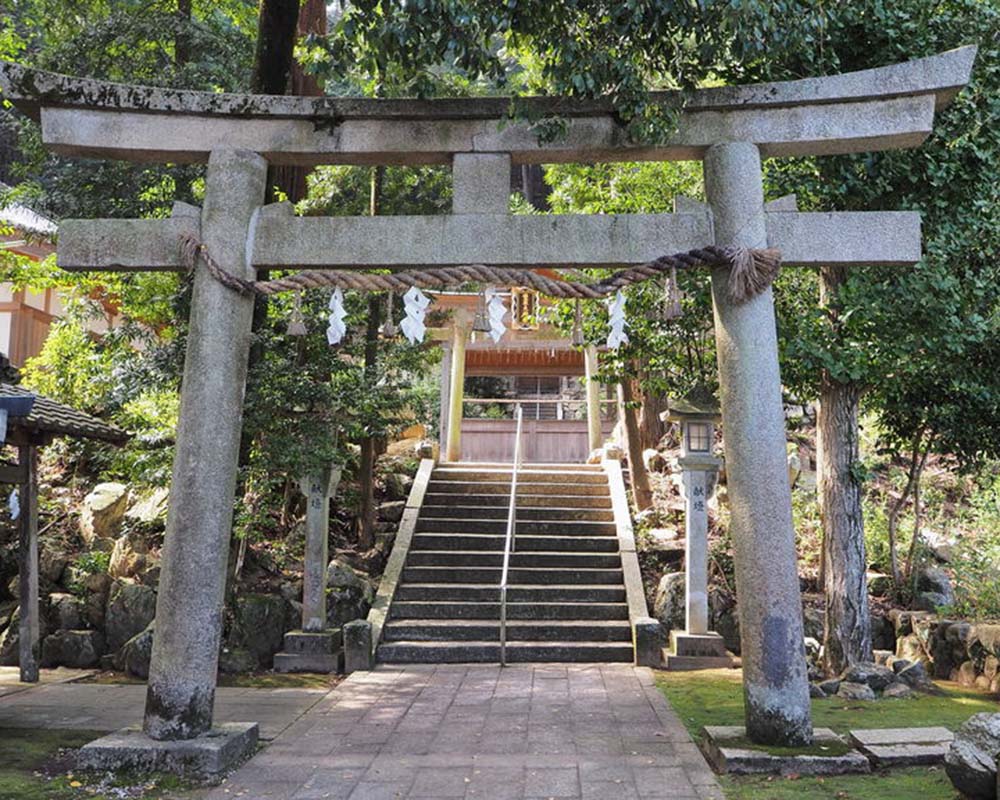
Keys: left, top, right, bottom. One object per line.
{"left": 73, "top": 550, "right": 110, "bottom": 576}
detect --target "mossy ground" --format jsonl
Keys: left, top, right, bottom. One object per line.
{"left": 83, "top": 670, "right": 338, "bottom": 690}
{"left": 0, "top": 727, "right": 198, "bottom": 800}
{"left": 657, "top": 668, "right": 996, "bottom": 800}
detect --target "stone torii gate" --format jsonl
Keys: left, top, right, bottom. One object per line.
{"left": 0, "top": 45, "right": 974, "bottom": 769}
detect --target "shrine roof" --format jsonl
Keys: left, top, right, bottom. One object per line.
{"left": 0, "top": 384, "right": 129, "bottom": 445}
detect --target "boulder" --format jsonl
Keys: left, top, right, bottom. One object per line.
{"left": 945, "top": 713, "right": 1000, "bottom": 799}
{"left": 48, "top": 593, "right": 85, "bottom": 630}
{"left": 955, "top": 660, "right": 979, "bottom": 688}
{"left": 115, "top": 623, "right": 154, "bottom": 679}
{"left": 896, "top": 632, "right": 929, "bottom": 664}
{"left": 871, "top": 613, "right": 896, "bottom": 651}
{"left": 867, "top": 572, "right": 893, "bottom": 597}
{"left": 710, "top": 591, "right": 741, "bottom": 655}
{"left": 383, "top": 473, "right": 413, "bottom": 502}
{"left": 652, "top": 572, "right": 686, "bottom": 634}
{"left": 915, "top": 566, "right": 955, "bottom": 611}
{"left": 108, "top": 532, "right": 154, "bottom": 579}
{"left": 79, "top": 482, "right": 130, "bottom": 544}
{"left": 882, "top": 682, "right": 914, "bottom": 699}
{"left": 40, "top": 630, "right": 104, "bottom": 668}
{"left": 840, "top": 662, "right": 896, "bottom": 692}
{"left": 809, "top": 683, "right": 826, "bottom": 699}
{"left": 83, "top": 572, "right": 112, "bottom": 595}
{"left": 643, "top": 448, "right": 667, "bottom": 473}
{"left": 801, "top": 605, "right": 824, "bottom": 642}
{"left": 105, "top": 582, "right": 157, "bottom": 653}
{"left": 327, "top": 558, "right": 375, "bottom": 628}
{"left": 0, "top": 613, "right": 18, "bottom": 666}
{"left": 895, "top": 660, "right": 936, "bottom": 692}
{"left": 921, "top": 528, "right": 957, "bottom": 563}
{"left": 644, "top": 528, "right": 683, "bottom": 553}
{"left": 837, "top": 681, "right": 876, "bottom": 701}
{"left": 218, "top": 647, "right": 256, "bottom": 675}
{"left": 377, "top": 501, "right": 405, "bottom": 523}
{"left": 83, "top": 591, "right": 106, "bottom": 630}
{"left": 124, "top": 487, "right": 169, "bottom": 526}
{"left": 228, "top": 593, "right": 294, "bottom": 669}
{"left": 38, "top": 546, "right": 70, "bottom": 584}
{"left": 817, "top": 679, "right": 841, "bottom": 696}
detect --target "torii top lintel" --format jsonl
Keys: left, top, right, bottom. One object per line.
{"left": 0, "top": 47, "right": 975, "bottom": 166}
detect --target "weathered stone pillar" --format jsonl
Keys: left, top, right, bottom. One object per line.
{"left": 584, "top": 345, "right": 603, "bottom": 453}
{"left": 300, "top": 467, "right": 335, "bottom": 632}
{"left": 681, "top": 466, "right": 711, "bottom": 635}
{"left": 439, "top": 342, "right": 452, "bottom": 451}
{"left": 704, "top": 142, "right": 812, "bottom": 746}
{"left": 144, "top": 149, "right": 267, "bottom": 740}
{"left": 17, "top": 445, "right": 38, "bottom": 683}
{"left": 444, "top": 322, "right": 468, "bottom": 463}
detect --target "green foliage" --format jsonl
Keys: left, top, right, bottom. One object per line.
{"left": 943, "top": 472, "right": 1000, "bottom": 619}
{"left": 72, "top": 549, "right": 110, "bottom": 576}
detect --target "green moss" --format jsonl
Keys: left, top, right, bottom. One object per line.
{"left": 657, "top": 669, "right": 997, "bottom": 800}
{"left": 718, "top": 767, "right": 955, "bottom": 800}
{"left": 83, "top": 670, "right": 339, "bottom": 690}
{"left": 717, "top": 734, "right": 854, "bottom": 758}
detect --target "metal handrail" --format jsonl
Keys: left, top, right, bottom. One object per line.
{"left": 499, "top": 404, "right": 524, "bottom": 667}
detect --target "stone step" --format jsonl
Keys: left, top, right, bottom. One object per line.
{"left": 377, "top": 640, "right": 634, "bottom": 663}
{"left": 433, "top": 468, "right": 608, "bottom": 485}
{"left": 422, "top": 492, "right": 612, "bottom": 509}
{"left": 419, "top": 504, "right": 615, "bottom": 522}
{"left": 450, "top": 462, "right": 604, "bottom": 473}
{"left": 415, "top": 518, "right": 618, "bottom": 535}
{"left": 401, "top": 566, "right": 624, "bottom": 585}
{"left": 411, "top": 533, "right": 620, "bottom": 552}
{"left": 394, "top": 583, "right": 627, "bottom": 603}
{"left": 382, "top": 619, "right": 633, "bottom": 643}
{"left": 405, "top": 550, "right": 624, "bottom": 569}
{"left": 388, "top": 601, "right": 630, "bottom": 621}
{"left": 427, "top": 481, "right": 605, "bottom": 496}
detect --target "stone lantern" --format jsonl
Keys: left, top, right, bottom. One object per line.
{"left": 662, "top": 390, "right": 732, "bottom": 669}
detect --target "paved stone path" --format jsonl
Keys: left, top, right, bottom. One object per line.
{"left": 207, "top": 664, "right": 723, "bottom": 800}
{"left": 0, "top": 680, "right": 326, "bottom": 741}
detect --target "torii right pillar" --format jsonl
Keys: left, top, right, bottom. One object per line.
{"left": 705, "top": 142, "right": 812, "bottom": 746}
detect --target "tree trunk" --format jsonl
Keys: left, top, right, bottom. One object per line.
{"left": 818, "top": 264, "right": 873, "bottom": 675}
{"left": 887, "top": 426, "right": 926, "bottom": 592}
{"left": 175, "top": 0, "right": 193, "bottom": 69}
{"left": 618, "top": 378, "right": 653, "bottom": 512}
{"left": 903, "top": 444, "right": 931, "bottom": 585}
{"left": 638, "top": 387, "right": 666, "bottom": 451}
{"left": 818, "top": 375, "right": 871, "bottom": 674}
{"left": 357, "top": 165, "right": 386, "bottom": 549}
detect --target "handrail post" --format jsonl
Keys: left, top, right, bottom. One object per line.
{"left": 499, "top": 404, "right": 524, "bottom": 667}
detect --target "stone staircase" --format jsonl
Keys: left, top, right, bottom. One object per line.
{"left": 377, "top": 463, "right": 634, "bottom": 663}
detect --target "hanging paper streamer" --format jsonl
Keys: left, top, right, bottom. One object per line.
{"left": 326, "top": 288, "right": 347, "bottom": 345}
{"left": 401, "top": 286, "right": 431, "bottom": 345}
{"left": 8, "top": 489, "right": 19, "bottom": 522}
{"left": 606, "top": 290, "right": 629, "bottom": 349}
{"left": 485, "top": 288, "right": 507, "bottom": 343}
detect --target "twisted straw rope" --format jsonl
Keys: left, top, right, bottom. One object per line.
{"left": 178, "top": 234, "right": 781, "bottom": 304}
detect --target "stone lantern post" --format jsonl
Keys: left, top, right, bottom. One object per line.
{"left": 663, "top": 392, "right": 732, "bottom": 669}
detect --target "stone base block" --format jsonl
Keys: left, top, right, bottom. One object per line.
{"left": 662, "top": 653, "right": 735, "bottom": 671}
{"left": 77, "top": 723, "right": 259, "bottom": 781}
{"left": 701, "top": 725, "right": 870, "bottom": 776}
{"left": 344, "top": 619, "right": 373, "bottom": 673}
{"left": 672, "top": 631, "right": 728, "bottom": 658}
{"left": 849, "top": 727, "right": 953, "bottom": 767}
{"left": 274, "top": 629, "right": 343, "bottom": 674}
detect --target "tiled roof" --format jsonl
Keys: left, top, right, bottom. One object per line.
{"left": 0, "top": 384, "right": 129, "bottom": 444}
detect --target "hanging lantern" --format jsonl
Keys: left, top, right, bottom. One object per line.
{"left": 663, "top": 265, "right": 683, "bottom": 320}
{"left": 472, "top": 289, "right": 492, "bottom": 334}
{"left": 571, "top": 299, "right": 584, "bottom": 346}
{"left": 286, "top": 290, "right": 308, "bottom": 336}
{"left": 379, "top": 291, "right": 397, "bottom": 339}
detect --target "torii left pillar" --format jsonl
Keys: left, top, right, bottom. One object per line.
{"left": 81, "top": 150, "right": 265, "bottom": 775}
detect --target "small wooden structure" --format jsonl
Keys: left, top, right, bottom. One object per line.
{"left": 0, "top": 381, "right": 128, "bottom": 682}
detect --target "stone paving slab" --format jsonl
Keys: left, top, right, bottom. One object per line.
{"left": 0, "top": 681, "right": 326, "bottom": 741}
{"left": 205, "top": 664, "right": 723, "bottom": 800}
{"left": 0, "top": 666, "right": 97, "bottom": 698}
{"left": 849, "top": 727, "right": 954, "bottom": 767}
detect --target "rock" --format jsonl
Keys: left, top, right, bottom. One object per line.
{"left": 375, "top": 529, "right": 397, "bottom": 553}
{"left": 920, "top": 528, "right": 957, "bottom": 563}
{"left": 125, "top": 487, "right": 169, "bottom": 526}
{"left": 871, "top": 614, "right": 896, "bottom": 651}
{"left": 0, "top": 599, "right": 16, "bottom": 631}
{"left": 48, "top": 593, "right": 85, "bottom": 630}
{"left": 882, "top": 682, "right": 914, "bottom": 699}
{"left": 115, "top": 623, "right": 154, "bottom": 679}
{"left": 710, "top": 591, "right": 741, "bottom": 655}
{"left": 105, "top": 582, "right": 157, "bottom": 653}
{"left": 818, "top": 679, "right": 841, "bottom": 696}
{"left": 383, "top": 473, "right": 413, "bottom": 502}
{"left": 643, "top": 448, "right": 666, "bottom": 472}
{"left": 840, "top": 662, "right": 897, "bottom": 692}
{"left": 787, "top": 450, "right": 801, "bottom": 487}
{"left": 137, "top": 566, "right": 160, "bottom": 588}
{"left": 0, "top": 612, "right": 18, "bottom": 666}
{"left": 633, "top": 508, "right": 661, "bottom": 529}
{"left": 218, "top": 647, "right": 257, "bottom": 674}
{"left": 40, "top": 630, "right": 104, "bottom": 668}
{"left": 914, "top": 591, "right": 951, "bottom": 612}
{"left": 108, "top": 532, "right": 154, "bottom": 579}
{"left": 945, "top": 713, "right": 1000, "bottom": 799}
{"left": 377, "top": 501, "right": 405, "bottom": 523}
{"left": 644, "top": 528, "right": 683, "bottom": 553}
{"left": 873, "top": 649, "right": 895, "bottom": 666}
{"left": 916, "top": 566, "right": 955, "bottom": 608}
{"left": 327, "top": 558, "right": 374, "bottom": 628}
{"left": 895, "top": 660, "right": 935, "bottom": 692}
{"left": 809, "top": 683, "right": 826, "bottom": 698}
{"left": 652, "top": 572, "right": 686, "bottom": 634}
{"left": 896, "top": 632, "right": 928, "bottom": 664}
{"left": 804, "top": 638, "right": 822, "bottom": 663}
{"left": 867, "top": 572, "right": 893, "bottom": 597}
{"left": 80, "top": 483, "right": 130, "bottom": 544}
{"left": 38, "top": 547, "right": 70, "bottom": 584}
{"left": 228, "top": 593, "right": 294, "bottom": 669}
{"left": 83, "top": 592, "right": 106, "bottom": 630}
{"left": 955, "top": 660, "right": 979, "bottom": 688}
{"left": 84, "top": 572, "right": 112, "bottom": 595}
{"left": 279, "top": 580, "right": 302, "bottom": 603}
{"left": 837, "top": 681, "right": 876, "bottom": 701}
{"left": 414, "top": 440, "right": 438, "bottom": 460}
{"left": 801, "top": 605, "right": 824, "bottom": 642}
